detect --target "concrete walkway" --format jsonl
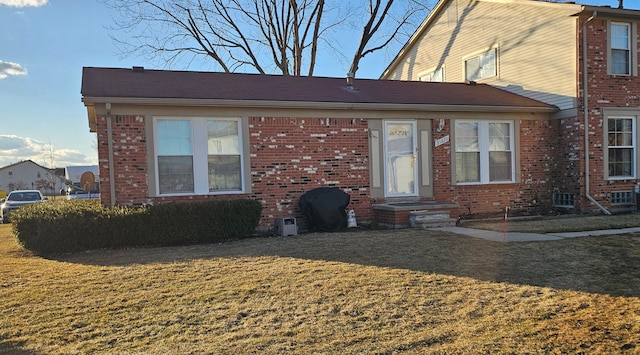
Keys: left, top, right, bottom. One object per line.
{"left": 434, "top": 226, "right": 640, "bottom": 242}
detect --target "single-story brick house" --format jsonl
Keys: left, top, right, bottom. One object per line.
{"left": 81, "top": 66, "right": 558, "bottom": 229}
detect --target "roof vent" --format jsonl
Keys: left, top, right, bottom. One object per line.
{"left": 132, "top": 66, "right": 145, "bottom": 73}
{"left": 346, "top": 72, "right": 354, "bottom": 89}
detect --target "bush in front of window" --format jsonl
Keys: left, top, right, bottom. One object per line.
{"left": 11, "top": 199, "right": 262, "bottom": 256}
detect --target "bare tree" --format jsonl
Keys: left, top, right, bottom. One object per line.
{"left": 102, "top": 0, "right": 429, "bottom": 76}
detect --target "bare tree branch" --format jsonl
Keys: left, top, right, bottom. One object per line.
{"left": 100, "top": 0, "right": 430, "bottom": 76}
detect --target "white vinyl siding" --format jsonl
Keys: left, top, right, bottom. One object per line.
{"left": 382, "top": 0, "right": 579, "bottom": 110}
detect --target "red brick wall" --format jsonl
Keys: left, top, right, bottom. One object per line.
{"left": 96, "top": 114, "right": 372, "bottom": 228}
{"left": 248, "top": 117, "right": 371, "bottom": 228}
{"left": 96, "top": 115, "right": 149, "bottom": 206}
{"left": 577, "top": 17, "right": 640, "bottom": 211}
{"left": 431, "top": 119, "right": 559, "bottom": 218}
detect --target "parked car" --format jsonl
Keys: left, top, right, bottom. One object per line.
{"left": 0, "top": 190, "right": 47, "bottom": 224}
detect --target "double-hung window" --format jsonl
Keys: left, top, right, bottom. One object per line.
{"left": 155, "top": 117, "right": 245, "bottom": 195}
{"left": 607, "top": 117, "right": 635, "bottom": 178}
{"left": 465, "top": 48, "right": 496, "bottom": 81}
{"left": 454, "top": 120, "right": 514, "bottom": 184}
{"left": 610, "top": 22, "right": 631, "bottom": 75}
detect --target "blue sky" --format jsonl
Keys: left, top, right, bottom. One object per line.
{"left": 0, "top": 0, "right": 628, "bottom": 169}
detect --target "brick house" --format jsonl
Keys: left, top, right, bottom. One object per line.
{"left": 382, "top": 0, "right": 640, "bottom": 215}
{"left": 81, "top": 67, "right": 557, "bottom": 229}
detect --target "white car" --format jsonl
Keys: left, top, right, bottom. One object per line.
{"left": 0, "top": 190, "right": 47, "bottom": 224}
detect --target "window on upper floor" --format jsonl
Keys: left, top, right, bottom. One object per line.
{"left": 610, "top": 22, "right": 631, "bottom": 75}
{"left": 419, "top": 66, "right": 444, "bottom": 82}
{"left": 606, "top": 117, "right": 636, "bottom": 179}
{"left": 454, "top": 120, "right": 515, "bottom": 184}
{"left": 154, "top": 117, "right": 245, "bottom": 195}
{"left": 464, "top": 48, "right": 496, "bottom": 82}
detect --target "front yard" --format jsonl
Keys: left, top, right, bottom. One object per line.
{"left": 1, "top": 222, "right": 640, "bottom": 354}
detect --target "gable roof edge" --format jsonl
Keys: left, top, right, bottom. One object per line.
{"left": 380, "top": 0, "right": 452, "bottom": 79}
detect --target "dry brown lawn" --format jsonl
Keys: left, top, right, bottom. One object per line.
{"left": 1, "top": 218, "right": 640, "bottom": 354}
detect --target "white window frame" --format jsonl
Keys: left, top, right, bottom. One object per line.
{"left": 383, "top": 120, "right": 418, "bottom": 197}
{"left": 606, "top": 116, "right": 636, "bottom": 180}
{"left": 610, "top": 22, "right": 631, "bottom": 75}
{"left": 464, "top": 48, "right": 497, "bottom": 82}
{"left": 608, "top": 21, "right": 637, "bottom": 76}
{"left": 418, "top": 66, "right": 445, "bottom": 82}
{"left": 153, "top": 117, "right": 246, "bottom": 196}
{"left": 454, "top": 120, "right": 515, "bottom": 185}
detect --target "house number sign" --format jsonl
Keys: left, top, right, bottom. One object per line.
{"left": 435, "top": 135, "right": 449, "bottom": 147}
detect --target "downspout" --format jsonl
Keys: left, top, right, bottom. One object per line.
{"left": 106, "top": 102, "right": 116, "bottom": 207}
{"left": 582, "top": 11, "right": 611, "bottom": 215}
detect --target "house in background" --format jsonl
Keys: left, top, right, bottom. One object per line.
{"left": 81, "top": 67, "right": 557, "bottom": 229}
{"left": 65, "top": 165, "right": 100, "bottom": 191}
{"left": 382, "top": 0, "right": 640, "bottom": 215}
{"left": 0, "top": 160, "right": 65, "bottom": 196}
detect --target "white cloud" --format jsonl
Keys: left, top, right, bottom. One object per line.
{"left": 0, "top": 135, "right": 97, "bottom": 168}
{"left": 0, "top": 0, "right": 47, "bottom": 7}
{"left": 0, "top": 60, "right": 27, "bottom": 79}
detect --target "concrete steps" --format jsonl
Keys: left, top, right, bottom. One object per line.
{"left": 409, "top": 210, "right": 457, "bottom": 229}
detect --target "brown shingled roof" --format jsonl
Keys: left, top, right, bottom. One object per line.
{"left": 81, "top": 67, "right": 556, "bottom": 111}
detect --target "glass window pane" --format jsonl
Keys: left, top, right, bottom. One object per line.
{"left": 456, "top": 152, "right": 479, "bottom": 182}
{"left": 465, "top": 57, "right": 480, "bottom": 81}
{"left": 158, "top": 156, "right": 194, "bottom": 193}
{"left": 455, "top": 122, "right": 478, "bottom": 152}
{"left": 489, "top": 123, "right": 510, "bottom": 151}
{"left": 208, "top": 156, "right": 241, "bottom": 191}
{"left": 208, "top": 120, "right": 240, "bottom": 154}
{"left": 386, "top": 123, "right": 415, "bottom": 195}
{"left": 482, "top": 49, "right": 496, "bottom": 78}
{"left": 611, "top": 23, "right": 629, "bottom": 49}
{"left": 612, "top": 49, "right": 630, "bottom": 75}
{"left": 609, "top": 148, "right": 633, "bottom": 177}
{"left": 489, "top": 151, "right": 512, "bottom": 181}
{"left": 158, "top": 120, "right": 191, "bottom": 155}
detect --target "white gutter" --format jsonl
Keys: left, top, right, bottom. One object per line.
{"left": 81, "top": 97, "right": 558, "bottom": 114}
{"left": 105, "top": 102, "right": 116, "bottom": 207}
{"left": 582, "top": 11, "right": 611, "bottom": 215}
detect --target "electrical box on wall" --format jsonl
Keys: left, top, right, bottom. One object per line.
{"left": 274, "top": 217, "right": 297, "bottom": 236}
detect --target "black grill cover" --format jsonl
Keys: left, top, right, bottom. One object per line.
{"left": 299, "top": 187, "right": 350, "bottom": 232}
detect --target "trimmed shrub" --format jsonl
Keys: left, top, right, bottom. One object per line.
{"left": 12, "top": 199, "right": 262, "bottom": 256}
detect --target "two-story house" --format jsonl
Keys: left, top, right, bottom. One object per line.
{"left": 382, "top": 0, "right": 640, "bottom": 215}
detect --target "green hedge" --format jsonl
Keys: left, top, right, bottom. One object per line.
{"left": 12, "top": 199, "right": 262, "bottom": 256}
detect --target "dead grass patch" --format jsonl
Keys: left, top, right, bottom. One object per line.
{"left": 1, "top": 223, "right": 640, "bottom": 354}
{"left": 462, "top": 213, "right": 640, "bottom": 233}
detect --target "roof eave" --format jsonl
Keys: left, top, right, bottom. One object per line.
{"left": 573, "top": 5, "right": 640, "bottom": 19}
{"left": 82, "top": 96, "right": 558, "bottom": 114}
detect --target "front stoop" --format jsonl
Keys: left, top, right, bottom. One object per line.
{"left": 409, "top": 210, "right": 457, "bottom": 229}
{"left": 373, "top": 202, "right": 459, "bottom": 229}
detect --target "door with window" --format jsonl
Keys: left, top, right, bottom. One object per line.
{"left": 384, "top": 121, "right": 418, "bottom": 197}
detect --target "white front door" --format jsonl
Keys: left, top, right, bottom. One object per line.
{"left": 384, "top": 121, "right": 418, "bottom": 197}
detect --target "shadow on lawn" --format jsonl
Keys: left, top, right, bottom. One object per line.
{"left": 60, "top": 228, "right": 640, "bottom": 298}
{"left": 0, "top": 338, "right": 43, "bottom": 355}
